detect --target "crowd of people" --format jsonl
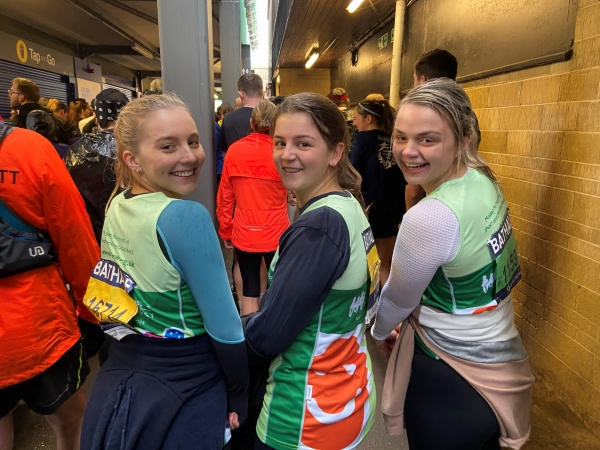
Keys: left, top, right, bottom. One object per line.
{"left": 0, "top": 49, "right": 533, "bottom": 450}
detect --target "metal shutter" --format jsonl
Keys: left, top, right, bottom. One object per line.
{"left": 0, "top": 59, "right": 69, "bottom": 121}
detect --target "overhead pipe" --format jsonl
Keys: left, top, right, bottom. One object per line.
{"left": 389, "top": 1, "right": 406, "bottom": 109}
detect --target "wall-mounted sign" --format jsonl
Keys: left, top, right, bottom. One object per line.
{"left": 0, "top": 31, "right": 74, "bottom": 76}
{"left": 378, "top": 33, "right": 389, "bottom": 50}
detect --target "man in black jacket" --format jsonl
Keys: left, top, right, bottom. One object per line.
{"left": 9, "top": 77, "right": 44, "bottom": 129}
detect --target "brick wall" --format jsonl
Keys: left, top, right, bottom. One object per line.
{"left": 278, "top": 68, "right": 331, "bottom": 97}
{"left": 463, "top": 0, "right": 600, "bottom": 430}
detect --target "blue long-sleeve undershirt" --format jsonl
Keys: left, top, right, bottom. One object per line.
{"left": 156, "top": 200, "right": 248, "bottom": 418}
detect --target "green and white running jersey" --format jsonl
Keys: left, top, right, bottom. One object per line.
{"left": 257, "top": 193, "right": 376, "bottom": 450}
{"left": 423, "top": 169, "right": 522, "bottom": 315}
{"left": 84, "top": 191, "right": 206, "bottom": 339}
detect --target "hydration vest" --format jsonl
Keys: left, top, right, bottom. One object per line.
{"left": 0, "top": 123, "right": 57, "bottom": 278}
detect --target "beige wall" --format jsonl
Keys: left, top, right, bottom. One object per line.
{"left": 463, "top": 0, "right": 600, "bottom": 431}
{"left": 277, "top": 68, "right": 330, "bottom": 96}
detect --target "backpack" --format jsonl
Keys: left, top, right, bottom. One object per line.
{"left": 0, "top": 123, "right": 57, "bottom": 278}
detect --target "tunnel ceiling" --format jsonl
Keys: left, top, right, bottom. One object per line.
{"left": 275, "top": 0, "right": 398, "bottom": 70}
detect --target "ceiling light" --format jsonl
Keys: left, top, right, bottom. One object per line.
{"left": 305, "top": 51, "right": 319, "bottom": 69}
{"left": 131, "top": 43, "right": 154, "bottom": 60}
{"left": 347, "top": 0, "right": 365, "bottom": 13}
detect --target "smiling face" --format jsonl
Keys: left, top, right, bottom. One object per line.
{"left": 272, "top": 112, "right": 343, "bottom": 207}
{"left": 392, "top": 103, "right": 464, "bottom": 194}
{"left": 124, "top": 106, "right": 205, "bottom": 199}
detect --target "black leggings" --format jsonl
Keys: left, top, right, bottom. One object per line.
{"left": 405, "top": 344, "right": 500, "bottom": 450}
{"left": 234, "top": 248, "right": 275, "bottom": 298}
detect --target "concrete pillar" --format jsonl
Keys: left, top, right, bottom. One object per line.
{"left": 157, "top": 0, "right": 216, "bottom": 219}
{"left": 389, "top": 1, "right": 406, "bottom": 109}
{"left": 220, "top": 0, "right": 242, "bottom": 104}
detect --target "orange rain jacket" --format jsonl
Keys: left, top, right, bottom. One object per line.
{"left": 0, "top": 127, "right": 99, "bottom": 388}
{"left": 217, "top": 132, "right": 289, "bottom": 253}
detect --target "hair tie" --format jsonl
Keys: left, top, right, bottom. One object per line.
{"left": 358, "top": 102, "right": 382, "bottom": 117}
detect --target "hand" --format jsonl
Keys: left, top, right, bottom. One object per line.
{"left": 223, "top": 239, "right": 234, "bottom": 250}
{"left": 228, "top": 412, "right": 240, "bottom": 430}
{"left": 375, "top": 325, "right": 400, "bottom": 359}
{"left": 287, "top": 191, "right": 297, "bottom": 207}
{"left": 78, "top": 316, "right": 105, "bottom": 359}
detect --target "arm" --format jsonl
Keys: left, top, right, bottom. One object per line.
{"left": 42, "top": 143, "right": 100, "bottom": 323}
{"left": 157, "top": 201, "right": 248, "bottom": 420}
{"left": 350, "top": 134, "right": 371, "bottom": 206}
{"left": 405, "top": 184, "right": 426, "bottom": 210}
{"left": 216, "top": 157, "right": 235, "bottom": 242}
{"left": 245, "top": 207, "right": 350, "bottom": 366}
{"left": 217, "top": 117, "right": 228, "bottom": 153}
{"left": 371, "top": 199, "right": 460, "bottom": 340}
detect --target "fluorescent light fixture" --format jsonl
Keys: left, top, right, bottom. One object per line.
{"left": 347, "top": 0, "right": 364, "bottom": 13}
{"left": 131, "top": 43, "right": 154, "bottom": 59}
{"left": 305, "top": 52, "right": 319, "bottom": 69}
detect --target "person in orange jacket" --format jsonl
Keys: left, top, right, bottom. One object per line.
{"left": 0, "top": 123, "right": 100, "bottom": 450}
{"left": 217, "top": 99, "right": 289, "bottom": 315}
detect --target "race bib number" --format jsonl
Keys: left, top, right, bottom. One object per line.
{"left": 362, "top": 227, "right": 381, "bottom": 323}
{"left": 487, "top": 211, "right": 522, "bottom": 301}
{"left": 83, "top": 259, "right": 138, "bottom": 324}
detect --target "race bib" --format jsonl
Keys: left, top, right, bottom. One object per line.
{"left": 362, "top": 227, "right": 381, "bottom": 323}
{"left": 83, "top": 259, "right": 138, "bottom": 324}
{"left": 487, "top": 211, "right": 522, "bottom": 301}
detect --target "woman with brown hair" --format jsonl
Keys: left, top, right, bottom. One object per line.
{"left": 244, "top": 93, "right": 378, "bottom": 449}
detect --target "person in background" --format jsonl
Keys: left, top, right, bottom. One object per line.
{"left": 80, "top": 99, "right": 98, "bottom": 134}
{"left": 365, "top": 93, "right": 385, "bottom": 101}
{"left": 47, "top": 99, "right": 81, "bottom": 144}
{"left": 81, "top": 94, "right": 248, "bottom": 449}
{"left": 233, "top": 97, "right": 243, "bottom": 110}
{"left": 149, "top": 77, "right": 163, "bottom": 94}
{"left": 216, "top": 101, "right": 233, "bottom": 186}
{"left": 351, "top": 99, "right": 406, "bottom": 288}
{"left": 0, "top": 123, "right": 100, "bottom": 450}
{"left": 217, "top": 99, "right": 289, "bottom": 315}
{"left": 406, "top": 49, "right": 459, "bottom": 209}
{"left": 8, "top": 77, "right": 45, "bottom": 129}
{"left": 68, "top": 98, "right": 92, "bottom": 131}
{"left": 244, "top": 93, "right": 378, "bottom": 450}
{"left": 25, "top": 109, "right": 71, "bottom": 158}
{"left": 372, "top": 79, "right": 533, "bottom": 450}
{"left": 65, "top": 89, "right": 128, "bottom": 243}
{"left": 272, "top": 95, "right": 285, "bottom": 106}
{"left": 217, "top": 74, "right": 265, "bottom": 305}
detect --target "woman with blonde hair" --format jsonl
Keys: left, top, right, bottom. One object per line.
{"left": 244, "top": 93, "right": 379, "bottom": 449}
{"left": 80, "top": 93, "right": 248, "bottom": 449}
{"left": 217, "top": 99, "right": 289, "bottom": 315}
{"left": 372, "top": 78, "right": 533, "bottom": 450}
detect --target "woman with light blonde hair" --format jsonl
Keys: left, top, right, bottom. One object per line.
{"left": 372, "top": 78, "right": 533, "bottom": 450}
{"left": 81, "top": 93, "right": 248, "bottom": 449}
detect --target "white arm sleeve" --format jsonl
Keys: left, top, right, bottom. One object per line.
{"left": 371, "top": 198, "right": 461, "bottom": 340}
